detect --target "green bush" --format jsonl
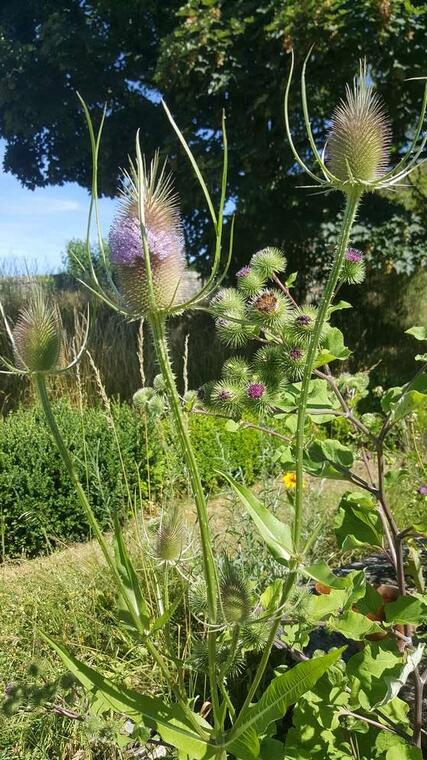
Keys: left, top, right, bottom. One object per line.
{"left": 0, "top": 401, "right": 278, "bottom": 559}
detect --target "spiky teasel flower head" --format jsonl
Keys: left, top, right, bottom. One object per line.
{"left": 240, "top": 621, "right": 270, "bottom": 653}
{"left": 252, "top": 345, "right": 284, "bottom": 389}
{"left": 155, "top": 507, "right": 185, "bottom": 562}
{"left": 280, "top": 343, "right": 306, "bottom": 380}
{"left": 250, "top": 289, "right": 288, "bottom": 330}
{"left": 12, "top": 289, "right": 63, "bottom": 373}
{"left": 222, "top": 357, "right": 251, "bottom": 385}
{"left": 133, "top": 386, "right": 155, "bottom": 409}
{"left": 236, "top": 265, "right": 266, "bottom": 296}
{"left": 109, "top": 152, "right": 186, "bottom": 316}
{"left": 250, "top": 247, "right": 287, "bottom": 279}
{"left": 219, "top": 556, "right": 252, "bottom": 624}
{"left": 212, "top": 380, "right": 244, "bottom": 416}
{"left": 287, "top": 305, "right": 325, "bottom": 345}
{"left": 341, "top": 248, "right": 366, "bottom": 284}
{"left": 285, "top": 51, "right": 426, "bottom": 196}
{"left": 327, "top": 62, "right": 391, "bottom": 185}
{"left": 211, "top": 288, "right": 254, "bottom": 347}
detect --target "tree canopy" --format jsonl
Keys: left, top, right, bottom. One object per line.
{"left": 0, "top": 0, "right": 426, "bottom": 277}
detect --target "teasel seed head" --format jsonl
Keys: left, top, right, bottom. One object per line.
{"left": 12, "top": 290, "right": 63, "bottom": 373}
{"left": 156, "top": 508, "right": 185, "bottom": 562}
{"left": 341, "top": 248, "right": 366, "bottom": 284}
{"left": 219, "top": 557, "right": 252, "bottom": 624}
{"left": 327, "top": 62, "right": 391, "bottom": 185}
{"left": 109, "top": 153, "right": 186, "bottom": 316}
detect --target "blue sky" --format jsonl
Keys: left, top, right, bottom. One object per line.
{"left": 0, "top": 139, "right": 117, "bottom": 274}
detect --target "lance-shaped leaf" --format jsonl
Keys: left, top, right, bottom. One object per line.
{"left": 42, "top": 633, "right": 217, "bottom": 759}
{"left": 113, "top": 513, "right": 150, "bottom": 632}
{"left": 225, "top": 648, "right": 345, "bottom": 750}
{"left": 219, "top": 472, "right": 293, "bottom": 564}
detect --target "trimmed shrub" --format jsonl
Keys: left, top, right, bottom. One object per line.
{"left": 0, "top": 401, "right": 278, "bottom": 558}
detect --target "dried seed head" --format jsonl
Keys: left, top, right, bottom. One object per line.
{"left": 327, "top": 62, "right": 391, "bottom": 184}
{"left": 12, "top": 290, "right": 62, "bottom": 372}
{"left": 109, "top": 153, "right": 186, "bottom": 315}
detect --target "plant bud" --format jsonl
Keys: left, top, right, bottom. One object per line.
{"left": 341, "top": 248, "right": 366, "bottom": 284}
{"left": 251, "top": 247, "right": 287, "bottom": 278}
{"left": 12, "top": 290, "right": 62, "bottom": 372}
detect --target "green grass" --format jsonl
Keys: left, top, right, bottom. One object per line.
{"left": 0, "top": 437, "right": 425, "bottom": 759}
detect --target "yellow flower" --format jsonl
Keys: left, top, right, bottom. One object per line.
{"left": 282, "top": 472, "right": 297, "bottom": 489}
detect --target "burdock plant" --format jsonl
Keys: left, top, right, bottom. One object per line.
{"left": 2, "top": 52, "right": 426, "bottom": 760}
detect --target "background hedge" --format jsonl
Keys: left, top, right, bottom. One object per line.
{"left": 0, "top": 400, "right": 277, "bottom": 559}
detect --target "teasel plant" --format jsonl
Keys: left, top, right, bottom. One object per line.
{"left": 1, "top": 50, "right": 426, "bottom": 759}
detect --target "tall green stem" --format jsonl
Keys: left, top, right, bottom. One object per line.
{"left": 149, "top": 312, "right": 221, "bottom": 727}
{"left": 293, "top": 188, "right": 362, "bottom": 551}
{"left": 34, "top": 373, "right": 207, "bottom": 739}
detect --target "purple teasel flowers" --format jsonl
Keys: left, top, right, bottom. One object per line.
{"left": 109, "top": 154, "right": 186, "bottom": 316}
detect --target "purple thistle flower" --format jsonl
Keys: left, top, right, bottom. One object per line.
{"left": 345, "top": 248, "right": 363, "bottom": 263}
{"left": 295, "top": 314, "right": 312, "bottom": 326}
{"left": 247, "top": 382, "right": 265, "bottom": 400}
{"left": 236, "top": 266, "right": 252, "bottom": 278}
{"left": 218, "top": 389, "right": 232, "bottom": 401}
{"left": 289, "top": 347, "right": 303, "bottom": 361}
{"left": 109, "top": 216, "right": 184, "bottom": 266}
{"left": 417, "top": 484, "right": 427, "bottom": 496}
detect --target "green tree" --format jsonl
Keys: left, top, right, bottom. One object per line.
{"left": 0, "top": 1, "right": 426, "bottom": 277}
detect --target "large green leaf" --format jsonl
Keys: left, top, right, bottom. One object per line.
{"left": 383, "top": 374, "right": 427, "bottom": 423}
{"left": 42, "top": 634, "right": 217, "bottom": 760}
{"left": 219, "top": 472, "right": 293, "bottom": 564}
{"left": 405, "top": 326, "right": 427, "bottom": 341}
{"left": 384, "top": 595, "right": 427, "bottom": 625}
{"left": 304, "top": 439, "right": 354, "bottom": 480}
{"left": 314, "top": 327, "right": 351, "bottom": 367}
{"left": 335, "top": 491, "right": 383, "bottom": 551}
{"left": 226, "top": 648, "right": 345, "bottom": 749}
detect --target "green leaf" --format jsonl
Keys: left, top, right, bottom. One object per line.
{"left": 226, "top": 648, "right": 345, "bottom": 748}
{"left": 285, "top": 271, "right": 298, "bottom": 287}
{"left": 113, "top": 513, "right": 150, "bottom": 631}
{"left": 302, "top": 561, "right": 352, "bottom": 590}
{"left": 386, "top": 742, "right": 422, "bottom": 759}
{"left": 305, "top": 439, "right": 354, "bottom": 480}
{"left": 335, "top": 491, "right": 383, "bottom": 551}
{"left": 328, "top": 300, "right": 352, "bottom": 314}
{"left": 405, "top": 326, "right": 427, "bottom": 341}
{"left": 415, "top": 352, "right": 427, "bottom": 362}
{"left": 225, "top": 419, "right": 241, "bottom": 432}
{"left": 260, "top": 737, "right": 287, "bottom": 759}
{"left": 347, "top": 641, "right": 424, "bottom": 709}
{"left": 332, "top": 609, "right": 383, "bottom": 640}
{"left": 219, "top": 472, "right": 293, "bottom": 564}
{"left": 41, "top": 634, "right": 216, "bottom": 759}
{"left": 391, "top": 389, "right": 427, "bottom": 423}
{"left": 384, "top": 596, "right": 427, "bottom": 625}
{"left": 315, "top": 327, "right": 351, "bottom": 367}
